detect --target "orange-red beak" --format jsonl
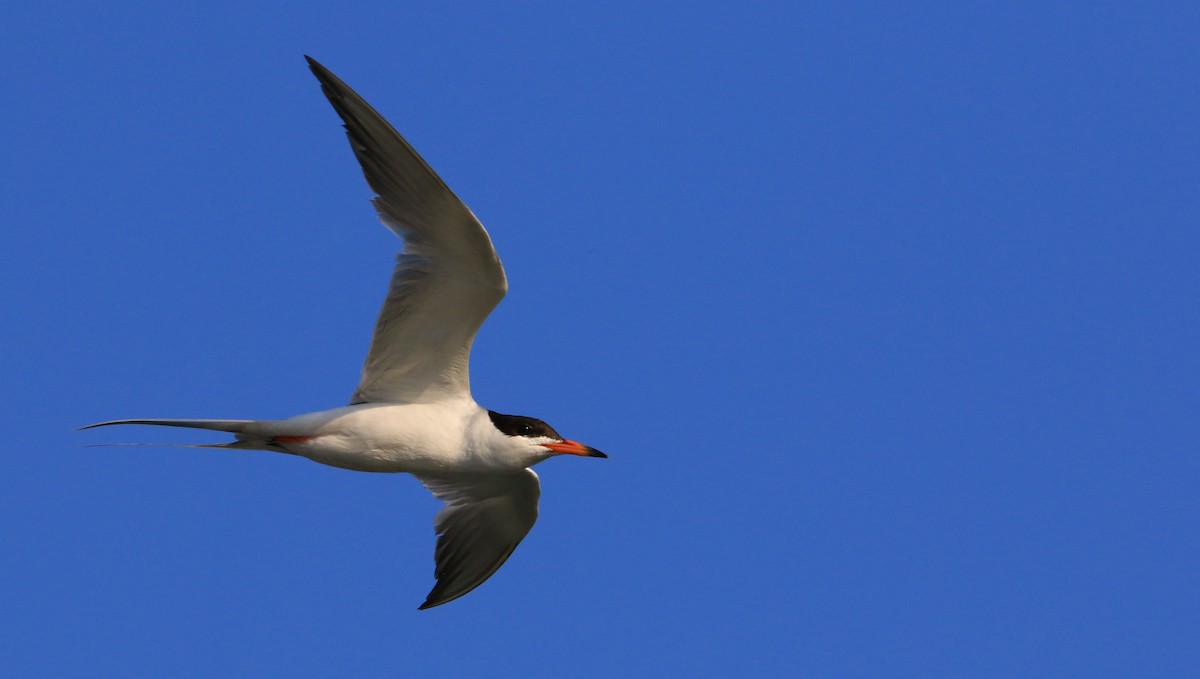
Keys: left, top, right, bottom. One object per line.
{"left": 543, "top": 439, "right": 607, "bottom": 458}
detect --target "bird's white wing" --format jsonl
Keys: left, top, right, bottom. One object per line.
{"left": 414, "top": 469, "right": 540, "bottom": 609}
{"left": 306, "top": 57, "right": 507, "bottom": 405}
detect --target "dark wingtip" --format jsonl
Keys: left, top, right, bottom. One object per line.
{"left": 304, "top": 55, "right": 342, "bottom": 89}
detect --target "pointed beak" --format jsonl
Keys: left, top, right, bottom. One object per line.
{"left": 543, "top": 439, "right": 607, "bottom": 458}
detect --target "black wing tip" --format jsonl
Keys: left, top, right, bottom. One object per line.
{"left": 304, "top": 55, "right": 329, "bottom": 78}
{"left": 417, "top": 592, "right": 453, "bottom": 610}
{"left": 302, "top": 56, "right": 370, "bottom": 129}
{"left": 304, "top": 55, "right": 356, "bottom": 104}
{"left": 419, "top": 562, "right": 502, "bottom": 609}
{"left": 418, "top": 581, "right": 467, "bottom": 610}
{"left": 303, "top": 56, "right": 341, "bottom": 95}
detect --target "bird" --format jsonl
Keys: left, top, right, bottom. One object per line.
{"left": 82, "top": 56, "right": 606, "bottom": 610}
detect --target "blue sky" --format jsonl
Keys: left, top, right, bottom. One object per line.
{"left": 3, "top": 1, "right": 1198, "bottom": 676}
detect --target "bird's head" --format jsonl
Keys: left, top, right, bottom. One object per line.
{"left": 487, "top": 410, "right": 606, "bottom": 462}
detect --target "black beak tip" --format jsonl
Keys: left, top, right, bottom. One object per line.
{"left": 589, "top": 448, "right": 608, "bottom": 459}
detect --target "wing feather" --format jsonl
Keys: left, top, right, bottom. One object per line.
{"left": 306, "top": 56, "right": 506, "bottom": 404}
{"left": 415, "top": 470, "right": 540, "bottom": 609}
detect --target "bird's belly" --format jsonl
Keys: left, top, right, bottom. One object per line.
{"left": 271, "top": 402, "right": 485, "bottom": 474}
{"left": 295, "top": 436, "right": 462, "bottom": 474}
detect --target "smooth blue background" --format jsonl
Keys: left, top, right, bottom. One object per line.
{"left": 3, "top": 2, "right": 1198, "bottom": 676}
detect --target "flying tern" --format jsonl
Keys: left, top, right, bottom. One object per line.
{"left": 83, "top": 56, "right": 606, "bottom": 610}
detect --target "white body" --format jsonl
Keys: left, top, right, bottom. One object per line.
{"left": 259, "top": 401, "right": 552, "bottom": 474}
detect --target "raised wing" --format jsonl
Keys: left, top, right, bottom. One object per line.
{"left": 414, "top": 470, "right": 540, "bottom": 609}
{"left": 306, "top": 56, "right": 507, "bottom": 404}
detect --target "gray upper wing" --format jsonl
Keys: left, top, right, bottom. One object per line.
{"left": 306, "top": 57, "right": 507, "bottom": 404}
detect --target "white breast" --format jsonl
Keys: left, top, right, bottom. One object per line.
{"left": 266, "top": 400, "right": 532, "bottom": 474}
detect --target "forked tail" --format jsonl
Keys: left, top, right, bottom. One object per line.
{"left": 81, "top": 418, "right": 255, "bottom": 433}
{"left": 80, "top": 419, "right": 288, "bottom": 453}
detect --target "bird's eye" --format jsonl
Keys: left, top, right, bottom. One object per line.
{"left": 518, "top": 423, "right": 535, "bottom": 435}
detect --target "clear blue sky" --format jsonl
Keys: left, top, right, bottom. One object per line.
{"left": 3, "top": 2, "right": 1198, "bottom": 676}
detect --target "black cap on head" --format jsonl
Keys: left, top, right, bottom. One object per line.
{"left": 487, "top": 411, "right": 563, "bottom": 440}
